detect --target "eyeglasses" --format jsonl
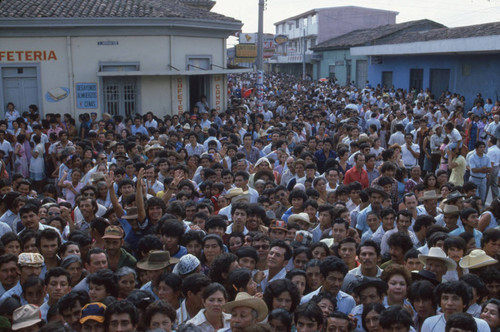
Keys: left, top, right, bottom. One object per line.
{"left": 48, "top": 212, "right": 60, "bottom": 216}
{"left": 253, "top": 244, "right": 269, "bottom": 250}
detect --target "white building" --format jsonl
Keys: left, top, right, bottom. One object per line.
{"left": 269, "top": 6, "right": 398, "bottom": 78}
{"left": 0, "top": 0, "right": 244, "bottom": 119}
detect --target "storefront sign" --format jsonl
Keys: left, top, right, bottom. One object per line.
{"left": 213, "top": 75, "right": 222, "bottom": 111}
{"left": 236, "top": 44, "right": 257, "bottom": 58}
{"left": 176, "top": 77, "right": 184, "bottom": 113}
{"left": 0, "top": 50, "right": 57, "bottom": 62}
{"left": 75, "top": 83, "right": 98, "bottom": 109}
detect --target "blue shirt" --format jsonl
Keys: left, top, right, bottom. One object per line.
{"left": 449, "top": 226, "right": 483, "bottom": 248}
{"left": 301, "top": 287, "right": 356, "bottom": 315}
{"left": 356, "top": 205, "right": 373, "bottom": 233}
{"left": 469, "top": 152, "right": 490, "bottom": 178}
{"left": 131, "top": 125, "right": 148, "bottom": 136}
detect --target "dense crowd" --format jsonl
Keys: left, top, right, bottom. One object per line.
{"left": 0, "top": 72, "right": 498, "bottom": 332}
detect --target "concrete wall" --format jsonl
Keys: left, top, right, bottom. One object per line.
{"left": 367, "top": 53, "right": 500, "bottom": 110}
{"left": 317, "top": 7, "right": 397, "bottom": 44}
{"left": 0, "top": 34, "right": 226, "bottom": 118}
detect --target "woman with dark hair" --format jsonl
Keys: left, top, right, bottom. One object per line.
{"left": 144, "top": 300, "right": 177, "bottom": 332}
{"left": 154, "top": 271, "right": 182, "bottom": 309}
{"left": 201, "top": 234, "right": 224, "bottom": 275}
{"left": 380, "top": 264, "right": 412, "bottom": 306}
{"left": 263, "top": 279, "right": 301, "bottom": 313}
{"left": 362, "top": 302, "right": 385, "bottom": 332}
{"left": 443, "top": 236, "right": 468, "bottom": 280}
{"left": 226, "top": 268, "right": 258, "bottom": 301}
{"left": 227, "top": 232, "right": 244, "bottom": 254}
{"left": 423, "top": 173, "right": 439, "bottom": 194}
{"left": 186, "top": 283, "right": 231, "bottom": 332}
{"left": 268, "top": 308, "right": 293, "bottom": 332}
{"left": 304, "top": 259, "right": 323, "bottom": 294}
{"left": 479, "top": 197, "right": 500, "bottom": 231}
{"left": 310, "top": 243, "right": 329, "bottom": 261}
{"left": 480, "top": 299, "right": 500, "bottom": 332}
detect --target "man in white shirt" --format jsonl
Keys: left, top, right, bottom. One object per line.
{"left": 388, "top": 124, "right": 406, "bottom": 146}
{"left": 260, "top": 241, "right": 291, "bottom": 292}
{"left": 401, "top": 133, "right": 420, "bottom": 169}
{"left": 487, "top": 137, "right": 500, "bottom": 200}
{"left": 444, "top": 122, "right": 462, "bottom": 148}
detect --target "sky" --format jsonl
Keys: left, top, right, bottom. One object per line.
{"left": 212, "top": 0, "right": 500, "bottom": 46}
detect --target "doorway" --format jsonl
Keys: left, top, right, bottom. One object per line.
{"left": 2, "top": 66, "right": 39, "bottom": 115}
{"left": 189, "top": 75, "right": 210, "bottom": 112}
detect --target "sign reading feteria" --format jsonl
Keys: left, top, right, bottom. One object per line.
{"left": 0, "top": 50, "right": 57, "bottom": 62}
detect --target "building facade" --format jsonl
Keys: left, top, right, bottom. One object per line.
{"left": 268, "top": 6, "right": 398, "bottom": 78}
{"left": 0, "top": 0, "right": 243, "bottom": 119}
{"left": 351, "top": 22, "right": 500, "bottom": 109}
{"left": 311, "top": 20, "right": 444, "bottom": 86}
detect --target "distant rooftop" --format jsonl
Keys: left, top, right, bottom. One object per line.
{"left": 312, "top": 19, "right": 445, "bottom": 51}
{"left": 0, "top": 0, "right": 237, "bottom": 22}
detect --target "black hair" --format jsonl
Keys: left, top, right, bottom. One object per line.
{"left": 136, "top": 235, "right": 164, "bottom": 259}
{"left": 319, "top": 256, "right": 348, "bottom": 278}
{"left": 268, "top": 308, "right": 293, "bottom": 332}
{"left": 160, "top": 220, "right": 185, "bottom": 241}
{"left": 294, "top": 302, "right": 324, "bottom": 328}
{"left": 226, "top": 268, "right": 254, "bottom": 301}
{"left": 45, "top": 267, "right": 71, "bottom": 286}
{"left": 202, "top": 282, "right": 228, "bottom": 301}
{"left": 269, "top": 240, "right": 293, "bottom": 261}
{"left": 361, "top": 303, "right": 386, "bottom": 332}
{"left": 236, "top": 246, "right": 259, "bottom": 263}
{"left": 181, "top": 230, "right": 205, "bottom": 247}
{"left": 36, "top": 228, "right": 61, "bottom": 247}
{"left": 205, "top": 215, "right": 227, "bottom": 232}
{"left": 387, "top": 232, "right": 414, "bottom": 253}
{"left": 460, "top": 274, "right": 489, "bottom": 303}
{"left": 181, "top": 273, "right": 211, "bottom": 298}
{"left": 105, "top": 300, "right": 139, "bottom": 329}
{"left": 264, "top": 279, "right": 301, "bottom": 313}
{"left": 409, "top": 280, "right": 437, "bottom": 309}
{"left": 443, "top": 236, "right": 467, "bottom": 254}
{"left": 445, "top": 313, "right": 477, "bottom": 332}
{"left": 379, "top": 305, "right": 412, "bottom": 329}
{"left": 88, "top": 268, "right": 118, "bottom": 298}
{"left": 357, "top": 240, "right": 380, "bottom": 257}
{"left": 208, "top": 252, "right": 238, "bottom": 284}
{"left": 434, "top": 281, "right": 471, "bottom": 311}
{"left": 57, "top": 290, "right": 90, "bottom": 314}
{"left": 144, "top": 300, "right": 177, "bottom": 327}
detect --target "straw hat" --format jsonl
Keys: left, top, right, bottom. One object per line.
{"left": 136, "top": 250, "right": 179, "bottom": 271}
{"left": 421, "top": 190, "right": 441, "bottom": 201}
{"left": 459, "top": 249, "right": 498, "bottom": 269}
{"left": 418, "top": 247, "right": 456, "bottom": 271}
{"left": 225, "top": 188, "right": 248, "bottom": 199}
{"left": 223, "top": 292, "right": 268, "bottom": 322}
{"left": 12, "top": 305, "right": 42, "bottom": 331}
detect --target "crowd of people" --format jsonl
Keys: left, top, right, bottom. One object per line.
{"left": 0, "top": 73, "right": 498, "bottom": 332}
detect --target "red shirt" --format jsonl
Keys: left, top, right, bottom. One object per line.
{"left": 343, "top": 166, "right": 369, "bottom": 188}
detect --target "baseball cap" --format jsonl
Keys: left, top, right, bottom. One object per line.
{"left": 80, "top": 302, "right": 107, "bottom": 324}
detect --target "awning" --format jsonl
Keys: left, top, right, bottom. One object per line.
{"left": 97, "top": 68, "right": 252, "bottom": 77}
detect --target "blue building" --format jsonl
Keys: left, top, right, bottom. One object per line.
{"left": 310, "top": 19, "right": 444, "bottom": 86}
{"left": 351, "top": 22, "right": 500, "bottom": 109}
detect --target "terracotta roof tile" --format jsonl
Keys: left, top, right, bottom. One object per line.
{"left": 0, "top": 0, "right": 238, "bottom": 22}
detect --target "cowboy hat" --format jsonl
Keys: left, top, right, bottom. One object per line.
{"left": 443, "top": 191, "right": 465, "bottom": 203}
{"left": 421, "top": 190, "right": 441, "bottom": 201}
{"left": 442, "top": 205, "right": 460, "bottom": 215}
{"left": 459, "top": 249, "right": 498, "bottom": 269}
{"left": 225, "top": 188, "right": 248, "bottom": 199}
{"left": 418, "top": 247, "right": 457, "bottom": 271}
{"left": 136, "top": 250, "right": 179, "bottom": 271}
{"left": 223, "top": 292, "right": 268, "bottom": 322}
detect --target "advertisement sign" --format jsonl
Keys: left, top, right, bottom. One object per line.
{"left": 236, "top": 44, "right": 257, "bottom": 58}
{"left": 274, "top": 35, "right": 289, "bottom": 45}
{"left": 239, "top": 33, "right": 256, "bottom": 44}
{"left": 75, "top": 83, "right": 98, "bottom": 109}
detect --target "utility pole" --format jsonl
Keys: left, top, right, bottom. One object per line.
{"left": 302, "top": 28, "right": 306, "bottom": 79}
{"left": 257, "top": 0, "right": 264, "bottom": 71}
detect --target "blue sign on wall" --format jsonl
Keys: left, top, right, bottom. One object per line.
{"left": 76, "top": 83, "right": 98, "bottom": 109}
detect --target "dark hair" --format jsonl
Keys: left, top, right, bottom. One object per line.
{"left": 387, "top": 232, "right": 414, "bottom": 253}
{"left": 208, "top": 252, "right": 238, "bottom": 284}
{"left": 160, "top": 220, "right": 185, "bottom": 241}
{"left": 319, "top": 256, "right": 348, "bottom": 278}
{"left": 268, "top": 308, "right": 293, "bottom": 332}
{"left": 481, "top": 228, "right": 500, "bottom": 248}
{"left": 379, "top": 305, "right": 412, "bottom": 329}
{"left": 236, "top": 246, "right": 259, "bottom": 263}
{"left": 36, "top": 228, "right": 61, "bottom": 248}
{"left": 460, "top": 208, "right": 478, "bottom": 223}
{"left": 153, "top": 271, "right": 183, "bottom": 291}
{"left": 294, "top": 302, "right": 324, "bottom": 328}
{"left": 88, "top": 269, "right": 118, "bottom": 298}
{"left": 181, "top": 273, "right": 211, "bottom": 298}
{"left": 269, "top": 240, "right": 293, "bottom": 261}
{"left": 202, "top": 282, "right": 228, "bottom": 301}
{"left": 205, "top": 215, "right": 227, "bottom": 232}
{"left": 144, "top": 300, "right": 177, "bottom": 327}
{"left": 105, "top": 300, "right": 139, "bottom": 329}
{"left": 58, "top": 290, "right": 90, "bottom": 314}
{"left": 264, "top": 279, "right": 301, "bottom": 312}
{"left": 45, "top": 267, "right": 71, "bottom": 286}
{"left": 434, "top": 281, "right": 471, "bottom": 311}
{"left": 0, "top": 253, "right": 17, "bottom": 269}
{"left": 445, "top": 313, "right": 477, "bottom": 332}
{"left": 460, "top": 274, "right": 489, "bottom": 303}
{"left": 409, "top": 280, "right": 437, "bottom": 309}
{"left": 226, "top": 268, "right": 253, "bottom": 301}
{"left": 19, "top": 203, "right": 39, "bottom": 217}
{"left": 443, "top": 236, "right": 467, "bottom": 254}
{"left": 357, "top": 240, "right": 380, "bottom": 257}
{"left": 361, "top": 303, "right": 386, "bottom": 332}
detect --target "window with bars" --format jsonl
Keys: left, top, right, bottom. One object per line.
{"left": 103, "top": 78, "right": 137, "bottom": 118}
